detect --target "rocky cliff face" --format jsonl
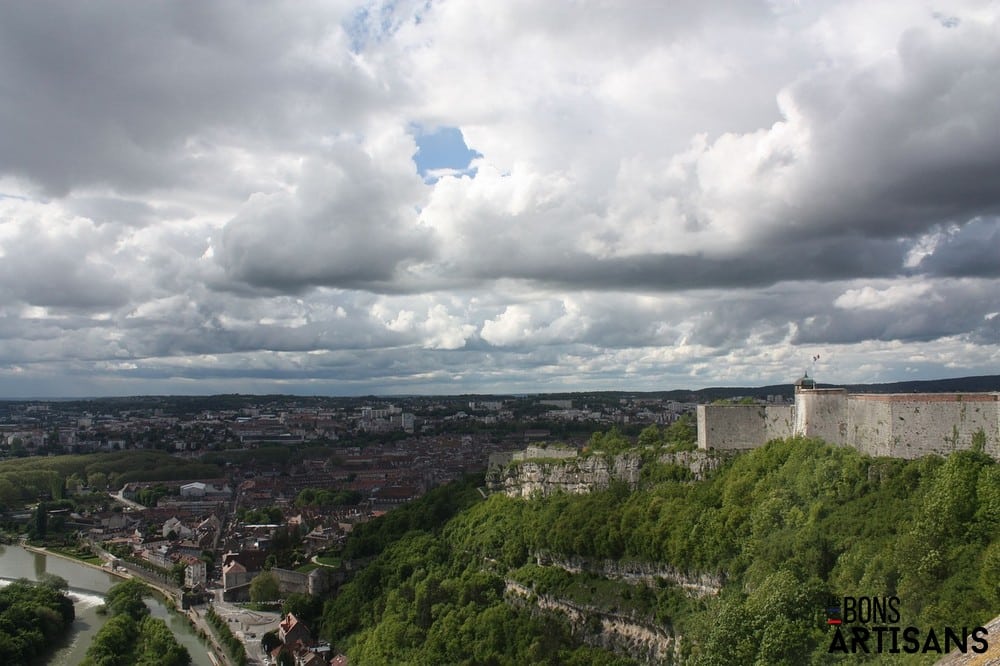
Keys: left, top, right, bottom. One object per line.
{"left": 535, "top": 553, "right": 723, "bottom": 598}
{"left": 506, "top": 580, "right": 681, "bottom": 665}
{"left": 486, "top": 450, "right": 721, "bottom": 497}
{"left": 487, "top": 453, "right": 641, "bottom": 497}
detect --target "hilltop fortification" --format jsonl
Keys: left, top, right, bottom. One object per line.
{"left": 697, "top": 375, "right": 1000, "bottom": 459}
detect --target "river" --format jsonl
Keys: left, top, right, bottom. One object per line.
{"left": 0, "top": 543, "right": 215, "bottom": 666}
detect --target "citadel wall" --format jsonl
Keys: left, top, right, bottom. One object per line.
{"left": 698, "top": 386, "right": 1000, "bottom": 460}
{"left": 515, "top": 445, "right": 578, "bottom": 461}
{"left": 765, "top": 404, "right": 796, "bottom": 441}
{"left": 845, "top": 396, "right": 893, "bottom": 456}
{"left": 696, "top": 404, "right": 793, "bottom": 451}
{"left": 848, "top": 394, "right": 1000, "bottom": 459}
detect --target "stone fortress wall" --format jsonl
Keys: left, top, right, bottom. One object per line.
{"left": 698, "top": 379, "right": 1000, "bottom": 460}
{"left": 696, "top": 404, "right": 793, "bottom": 451}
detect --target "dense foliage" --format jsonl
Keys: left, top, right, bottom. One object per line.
{"left": 295, "top": 487, "right": 362, "bottom": 507}
{"left": 339, "top": 474, "right": 484, "bottom": 560}
{"left": 250, "top": 571, "right": 280, "bottom": 602}
{"left": 319, "top": 476, "right": 635, "bottom": 664}
{"left": 81, "top": 579, "right": 190, "bottom": 666}
{"left": 0, "top": 451, "right": 220, "bottom": 508}
{"left": 0, "top": 575, "right": 75, "bottom": 664}
{"left": 320, "top": 436, "right": 999, "bottom": 665}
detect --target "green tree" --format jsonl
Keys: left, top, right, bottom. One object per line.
{"left": 170, "top": 561, "right": 187, "bottom": 587}
{"left": 104, "top": 579, "right": 150, "bottom": 619}
{"left": 33, "top": 501, "right": 48, "bottom": 539}
{"left": 664, "top": 414, "right": 697, "bottom": 451}
{"left": 637, "top": 425, "right": 664, "bottom": 449}
{"left": 261, "top": 630, "right": 281, "bottom": 654}
{"left": 87, "top": 471, "right": 108, "bottom": 491}
{"left": 83, "top": 579, "right": 190, "bottom": 666}
{"left": 250, "top": 571, "right": 281, "bottom": 603}
{"left": 282, "top": 593, "right": 324, "bottom": 630}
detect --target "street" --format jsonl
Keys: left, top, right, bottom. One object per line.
{"left": 209, "top": 587, "right": 282, "bottom": 665}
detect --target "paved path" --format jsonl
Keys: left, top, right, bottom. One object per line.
{"left": 210, "top": 589, "right": 281, "bottom": 665}
{"left": 187, "top": 607, "right": 236, "bottom": 666}
{"left": 108, "top": 489, "right": 147, "bottom": 511}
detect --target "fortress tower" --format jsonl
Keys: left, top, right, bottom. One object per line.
{"left": 793, "top": 373, "right": 848, "bottom": 446}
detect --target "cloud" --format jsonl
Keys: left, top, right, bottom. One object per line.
{"left": 217, "top": 134, "right": 433, "bottom": 292}
{"left": 0, "top": 198, "right": 131, "bottom": 310}
{"left": 1, "top": 0, "right": 1000, "bottom": 395}
{"left": 0, "top": 1, "right": 383, "bottom": 197}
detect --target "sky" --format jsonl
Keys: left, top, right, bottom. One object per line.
{"left": 1, "top": 0, "right": 999, "bottom": 398}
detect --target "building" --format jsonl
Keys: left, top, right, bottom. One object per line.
{"left": 184, "top": 558, "right": 207, "bottom": 589}
{"left": 697, "top": 375, "right": 1000, "bottom": 460}
{"left": 278, "top": 612, "right": 312, "bottom": 646}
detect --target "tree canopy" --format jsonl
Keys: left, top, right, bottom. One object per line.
{"left": 81, "top": 579, "right": 190, "bottom": 666}
{"left": 0, "top": 577, "right": 75, "bottom": 664}
{"left": 319, "top": 435, "right": 999, "bottom": 664}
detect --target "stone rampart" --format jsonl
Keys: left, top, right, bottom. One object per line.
{"left": 848, "top": 394, "right": 999, "bottom": 459}
{"left": 514, "top": 445, "right": 578, "bottom": 461}
{"left": 697, "top": 404, "right": 793, "bottom": 451}
{"left": 489, "top": 450, "right": 720, "bottom": 497}
{"left": 489, "top": 453, "right": 642, "bottom": 497}
{"left": 699, "top": 387, "right": 1000, "bottom": 460}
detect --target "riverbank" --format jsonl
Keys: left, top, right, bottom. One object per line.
{"left": 1, "top": 544, "right": 216, "bottom": 666}
{"left": 20, "top": 542, "right": 130, "bottom": 581}
{"left": 21, "top": 542, "right": 230, "bottom": 663}
{"left": 188, "top": 607, "right": 236, "bottom": 666}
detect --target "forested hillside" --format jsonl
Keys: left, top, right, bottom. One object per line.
{"left": 317, "top": 434, "right": 999, "bottom": 665}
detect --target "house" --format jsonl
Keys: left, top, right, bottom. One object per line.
{"left": 180, "top": 482, "right": 207, "bottom": 498}
{"left": 221, "top": 549, "right": 269, "bottom": 600}
{"left": 222, "top": 560, "right": 249, "bottom": 591}
{"left": 278, "top": 612, "right": 312, "bottom": 647}
{"left": 184, "top": 557, "right": 207, "bottom": 589}
{"left": 162, "top": 516, "right": 194, "bottom": 540}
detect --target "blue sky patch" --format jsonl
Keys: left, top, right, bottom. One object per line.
{"left": 412, "top": 126, "right": 481, "bottom": 182}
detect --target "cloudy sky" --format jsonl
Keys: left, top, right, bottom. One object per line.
{"left": 1, "top": 0, "right": 999, "bottom": 397}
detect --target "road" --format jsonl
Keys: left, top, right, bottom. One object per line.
{"left": 210, "top": 587, "right": 282, "bottom": 665}
{"left": 187, "top": 606, "right": 236, "bottom": 666}
{"left": 108, "top": 489, "right": 148, "bottom": 512}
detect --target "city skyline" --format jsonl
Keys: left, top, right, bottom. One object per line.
{"left": 1, "top": 1, "right": 999, "bottom": 398}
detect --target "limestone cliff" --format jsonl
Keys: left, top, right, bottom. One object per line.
{"left": 506, "top": 580, "right": 681, "bottom": 665}
{"left": 535, "top": 553, "right": 723, "bottom": 598}
{"left": 486, "top": 449, "right": 721, "bottom": 497}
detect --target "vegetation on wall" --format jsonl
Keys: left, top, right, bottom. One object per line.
{"left": 205, "top": 606, "right": 248, "bottom": 666}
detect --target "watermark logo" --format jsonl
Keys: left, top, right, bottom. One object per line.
{"left": 826, "top": 596, "right": 989, "bottom": 655}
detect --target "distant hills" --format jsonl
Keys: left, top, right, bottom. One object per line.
{"left": 587, "top": 374, "right": 1000, "bottom": 403}
{"left": 3, "top": 375, "right": 1000, "bottom": 407}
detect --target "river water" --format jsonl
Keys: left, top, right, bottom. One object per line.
{"left": 0, "top": 544, "right": 214, "bottom": 665}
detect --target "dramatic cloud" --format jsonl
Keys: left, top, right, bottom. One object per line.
{"left": 0, "top": 0, "right": 999, "bottom": 396}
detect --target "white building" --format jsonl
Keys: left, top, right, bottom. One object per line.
{"left": 185, "top": 559, "right": 207, "bottom": 589}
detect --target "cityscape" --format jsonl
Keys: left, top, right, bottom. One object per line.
{"left": 2, "top": 1, "right": 1000, "bottom": 664}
